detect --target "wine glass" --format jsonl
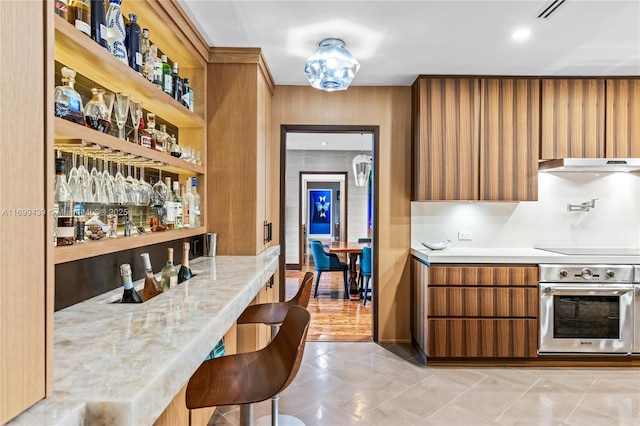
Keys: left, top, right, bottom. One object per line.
{"left": 129, "top": 100, "right": 143, "bottom": 144}
{"left": 103, "top": 91, "right": 115, "bottom": 135}
{"left": 114, "top": 92, "right": 131, "bottom": 139}
{"left": 113, "top": 155, "right": 128, "bottom": 205}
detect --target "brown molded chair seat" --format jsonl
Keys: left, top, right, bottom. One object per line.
{"left": 185, "top": 306, "right": 311, "bottom": 422}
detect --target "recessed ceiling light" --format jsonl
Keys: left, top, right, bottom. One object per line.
{"left": 321, "top": 142, "right": 328, "bottom": 146}
{"left": 512, "top": 28, "right": 531, "bottom": 41}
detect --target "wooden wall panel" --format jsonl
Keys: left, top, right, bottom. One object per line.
{"left": 541, "top": 79, "right": 605, "bottom": 159}
{"left": 606, "top": 79, "right": 640, "bottom": 158}
{"left": 480, "top": 79, "right": 539, "bottom": 201}
{"left": 429, "top": 266, "right": 539, "bottom": 286}
{"left": 428, "top": 287, "right": 538, "bottom": 317}
{"left": 428, "top": 319, "right": 538, "bottom": 358}
{"left": 413, "top": 78, "right": 480, "bottom": 200}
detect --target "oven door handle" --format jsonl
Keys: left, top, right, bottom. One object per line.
{"left": 541, "top": 285, "right": 634, "bottom": 296}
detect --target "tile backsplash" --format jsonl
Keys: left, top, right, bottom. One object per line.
{"left": 411, "top": 171, "right": 640, "bottom": 248}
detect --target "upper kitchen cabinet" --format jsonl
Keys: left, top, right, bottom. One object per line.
{"left": 207, "top": 48, "right": 275, "bottom": 255}
{"left": 606, "top": 79, "right": 640, "bottom": 158}
{"left": 412, "top": 77, "right": 480, "bottom": 201}
{"left": 412, "top": 76, "right": 539, "bottom": 201}
{"left": 480, "top": 78, "right": 539, "bottom": 201}
{"left": 540, "top": 79, "right": 605, "bottom": 159}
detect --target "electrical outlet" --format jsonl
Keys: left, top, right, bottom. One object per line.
{"left": 458, "top": 230, "right": 472, "bottom": 241}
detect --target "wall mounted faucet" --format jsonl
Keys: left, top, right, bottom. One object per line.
{"left": 567, "top": 198, "right": 598, "bottom": 212}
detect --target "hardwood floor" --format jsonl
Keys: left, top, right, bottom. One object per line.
{"left": 286, "top": 265, "right": 372, "bottom": 342}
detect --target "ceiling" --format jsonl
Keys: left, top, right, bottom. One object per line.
{"left": 179, "top": 0, "right": 640, "bottom": 87}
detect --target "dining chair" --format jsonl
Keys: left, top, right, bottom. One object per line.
{"left": 186, "top": 306, "right": 311, "bottom": 426}
{"left": 309, "top": 240, "right": 349, "bottom": 299}
{"left": 359, "top": 245, "right": 372, "bottom": 305}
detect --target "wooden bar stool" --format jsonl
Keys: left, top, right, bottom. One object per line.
{"left": 186, "top": 305, "right": 311, "bottom": 426}
{"left": 235, "top": 272, "right": 314, "bottom": 426}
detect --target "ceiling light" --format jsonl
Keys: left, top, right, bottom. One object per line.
{"left": 512, "top": 28, "right": 531, "bottom": 41}
{"left": 321, "top": 142, "right": 328, "bottom": 146}
{"left": 352, "top": 133, "right": 371, "bottom": 187}
{"left": 304, "top": 38, "right": 360, "bottom": 92}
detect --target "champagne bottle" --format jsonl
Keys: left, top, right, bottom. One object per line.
{"left": 140, "top": 253, "right": 163, "bottom": 301}
{"left": 120, "top": 263, "right": 142, "bottom": 303}
{"left": 160, "top": 247, "right": 178, "bottom": 291}
{"left": 178, "top": 242, "right": 193, "bottom": 284}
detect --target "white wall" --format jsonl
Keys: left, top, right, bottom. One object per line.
{"left": 286, "top": 149, "right": 372, "bottom": 264}
{"left": 412, "top": 172, "right": 640, "bottom": 248}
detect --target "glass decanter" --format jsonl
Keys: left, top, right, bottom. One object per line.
{"left": 54, "top": 67, "right": 85, "bottom": 126}
{"left": 84, "top": 88, "right": 111, "bottom": 133}
{"left": 145, "top": 113, "right": 161, "bottom": 151}
{"left": 169, "top": 134, "right": 182, "bottom": 158}
{"left": 158, "top": 124, "right": 171, "bottom": 153}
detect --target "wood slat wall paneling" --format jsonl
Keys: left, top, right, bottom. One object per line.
{"left": 606, "top": 79, "right": 640, "bottom": 158}
{"left": 480, "top": 79, "right": 539, "bottom": 201}
{"left": 541, "top": 79, "right": 605, "bottom": 159}
{"left": 413, "top": 77, "right": 480, "bottom": 200}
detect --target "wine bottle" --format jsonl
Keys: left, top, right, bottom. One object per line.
{"left": 160, "top": 247, "right": 178, "bottom": 291}
{"left": 124, "top": 13, "right": 142, "bottom": 73}
{"left": 140, "top": 253, "right": 163, "bottom": 301}
{"left": 90, "top": 0, "right": 107, "bottom": 48}
{"left": 178, "top": 242, "right": 193, "bottom": 284}
{"left": 120, "top": 263, "right": 142, "bottom": 303}
{"left": 54, "top": 158, "right": 75, "bottom": 246}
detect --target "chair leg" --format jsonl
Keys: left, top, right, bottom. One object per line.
{"left": 363, "top": 276, "right": 371, "bottom": 306}
{"left": 343, "top": 269, "right": 348, "bottom": 299}
{"left": 314, "top": 271, "right": 322, "bottom": 298}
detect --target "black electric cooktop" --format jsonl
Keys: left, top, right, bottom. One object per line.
{"left": 535, "top": 247, "right": 640, "bottom": 256}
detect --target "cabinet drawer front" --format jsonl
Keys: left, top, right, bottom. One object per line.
{"left": 429, "top": 287, "right": 538, "bottom": 317}
{"left": 429, "top": 266, "right": 538, "bottom": 286}
{"left": 428, "top": 319, "right": 538, "bottom": 358}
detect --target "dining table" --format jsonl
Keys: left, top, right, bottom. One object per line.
{"left": 328, "top": 241, "right": 370, "bottom": 301}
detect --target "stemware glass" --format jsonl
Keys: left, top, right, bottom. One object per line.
{"left": 124, "top": 156, "right": 141, "bottom": 205}
{"left": 75, "top": 148, "right": 93, "bottom": 203}
{"left": 138, "top": 163, "right": 153, "bottom": 207}
{"left": 129, "top": 100, "right": 143, "bottom": 144}
{"left": 90, "top": 155, "right": 106, "bottom": 204}
{"left": 113, "top": 156, "right": 128, "bottom": 205}
{"left": 114, "top": 92, "right": 131, "bottom": 139}
{"left": 104, "top": 91, "right": 115, "bottom": 135}
{"left": 67, "top": 151, "right": 79, "bottom": 197}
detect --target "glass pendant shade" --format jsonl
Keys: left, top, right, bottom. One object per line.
{"left": 304, "top": 38, "right": 360, "bottom": 92}
{"left": 352, "top": 154, "right": 371, "bottom": 187}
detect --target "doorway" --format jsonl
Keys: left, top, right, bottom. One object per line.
{"left": 279, "top": 125, "right": 378, "bottom": 341}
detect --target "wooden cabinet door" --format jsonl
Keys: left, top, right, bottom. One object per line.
{"left": 429, "top": 287, "right": 538, "bottom": 317}
{"left": 410, "top": 257, "right": 429, "bottom": 360}
{"left": 606, "top": 79, "right": 640, "bottom": 158}
{"left": 541, "top": 79, "right": 605, "bottom": 159}
{"left": 480, "top": 79, "right": 539, "bottom": 201}
{"left": 413, "top": 77, "right": 480, "bottom": 200}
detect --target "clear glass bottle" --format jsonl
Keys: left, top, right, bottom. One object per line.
{"left": 55, "top": 0, "right": 68, "bottom": 20}
{"left": 150, "top": 176, "right": 169, "bottom": 232}
{"left": 172, "top": 181, "right": 182, "bottom": 230}
{"left": 54, "top": 67, "right": 85, "bottom": 126}
{"left": 158, "top": 124, "right": 171, "bottom": 153}
{"left": 105, "top": 0, "right": 128, "bottom": 64}
{"left": 84, "top": 88, "right": 111, "bottom": 133}
{"left": 140, "top": 253, "right": 163, "bottom": 301}
{"left": 145, "top": 113, "right": 162, "bottom": 152}
{"left": 54, "top": 158, "right": 75, "bottom": 246}
{"left": 182, "top": 182, "right": 192, "bottom": 228}
{"left": 161, "top": 55, "right": 173, "bottom": 96}
{"left": 124, "top": 13, "right": 142, "bottom": 73}
{"left": 191, "top": 177, "right": 201, "bottom": 227}
{"left": 67, "top": 0, "right": 91, "bottom": 37}
{"left": 90, "top": 0, "right": 107, "bottom": 48}
{"left": 160, "top": 247, "right": 178, "bottom": 291}
{"left": 171, "top": 62, "right": 182, "bottom": 102}
{"left": 178, "top": 242, "right": 192, "bottom": 284}
{"left": 127, "top": 113, "right": 152, "bottom": 148}
{"left": 163, "top": 177, "right": 175, "bottom": 230}
{"left": 141, "top": 28, "right": 153, "bottom": 82}
{"left": 120, "top": 263, "right": 142, "bottom": 303}
{"left": 169, "top": 134, "right": 182, "bottom": 158}
{"left": 181, "top": 78, "right": 191, "bottom": 110}
{"left": 152, "top": 46, "right": 163, "bottom": 90}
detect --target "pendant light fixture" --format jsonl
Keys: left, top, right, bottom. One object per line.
{"left": 352, "top": 133, "right": 371, "bottom": 187}
{"left": 304, "top": 38, "right": 360, "bottom": 92}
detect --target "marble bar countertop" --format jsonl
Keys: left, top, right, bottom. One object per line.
{"left": 8, "top": 246, "right": 280, "bottom": 426}
{"left": 411, "top": 247, "right": 640, "bottom": 265}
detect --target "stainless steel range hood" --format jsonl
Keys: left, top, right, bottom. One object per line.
{"left": 539, "top": 158, "right": 640, "bottom": 172}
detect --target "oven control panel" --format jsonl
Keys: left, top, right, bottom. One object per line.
{"left": 539, "top": 264, "right": 635, "bottom": 283}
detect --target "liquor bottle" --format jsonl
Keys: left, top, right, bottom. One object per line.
{"left": 105, "top": 0, "right": 128, "bottom": 64}
{"left": 185, "top": 178, "right": 195, "bottom": 228}
{"left": 181, "top": 183, "right": 190, "bottom": 228}
{"left": 178, "top": 242, "right": 193, "bottom": 284}
{"left": 54, "top": 67, "right": 85, "bottom": 126}
{"left": 140, "top": 253, "right": 163, "bottom": 301}
{"left": 75, "top": 214, "right": 85, "bottom": 243}
{"left": 164, "top": 177, "right": 175, "bottom": 230}
{"left": 172, "top": 181, "right": 182, "bottom": 230}
{"left": 150, "top": 177, "right": 169, "bottom": 232}
{"left": 67, "top": 0, "right": 91, "bottom": 37}
{"left": 124, "top": 13, "right": 142, "bottom": 73}
{"left": 141, "top": 28, "right": 153, "bottom": 82}
{"left": 55, "top": 0, "right": 68, "bottom": 20}
{"left": 191, "top": 177, "right": 201, "bottom": 227}
{"left": 54, "top": 158, "right": 75, "bottom": 246}
{"left": 181, "top": 78, "right": 192, "bottom": 110}
{"left": 161, "top": 55, "right": 173, "bottom": 96}
{"left": 158, "top": 124, "right": 171, "bottom": 153}
{"left": 146, "top": 113, "right": 163, "bottom": 152}
{"left": 120, "top": 263, "right": 143, "bottom": 303}
{"left": 124, "top": 214, "right": 131, "bottom": 237}
{"left": 169, "top": 134, "right": 182, "bottom": 158}
{"left": 171, "top": 62, "right": 183, "bottom": 103}
{"left": 84, "top": 88, "right": 110, "bottom": 133}
{"left": 160, "top": 248, "right": 178, "bottom": 291}
{"left": 152, "top": 46, "right": 163, "bottom": 90}
{"left": 90, "top": 0, "right": 107, "bottom": 48}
